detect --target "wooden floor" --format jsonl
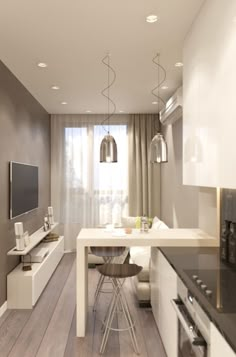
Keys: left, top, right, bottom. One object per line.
{"left": 0, "top": 253, "right": 167, "bottom": 357}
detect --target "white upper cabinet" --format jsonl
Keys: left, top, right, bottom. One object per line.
{"left": 183, "top": 0, "right": 236, "bottom": 189}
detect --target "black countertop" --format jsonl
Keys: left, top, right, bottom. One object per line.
{"left": 159, "top": 247, "right": 236, "bottom": 353}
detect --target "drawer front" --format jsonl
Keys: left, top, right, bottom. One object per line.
{"left": 32, "top": 237, "right": 64, "bottom": 305}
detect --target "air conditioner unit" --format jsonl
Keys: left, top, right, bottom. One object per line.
{"left": 159, "top": 87, "right": 182, "bottom": 125}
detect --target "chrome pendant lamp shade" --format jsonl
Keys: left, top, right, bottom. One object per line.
{"left": 150, "top": 53, "right": 168, "bottom": 164}
{"left": 100, "top": 134, "right": 117, "bottom": 163}
{"left": 100, "top": 54, "right": 118, "bottom": 163}
{"left": 150, "top": 133, "right": 168, "bottom": 163}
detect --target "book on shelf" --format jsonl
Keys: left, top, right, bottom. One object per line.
{"left": 43, "top": 232, "right": 59, "bottom": 243}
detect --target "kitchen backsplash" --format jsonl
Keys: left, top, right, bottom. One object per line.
{"left": 221, "top": 189, "right": 236, "bottom": 265}
{"left": 221, "top": 189, "right": 236, "bottom": 223}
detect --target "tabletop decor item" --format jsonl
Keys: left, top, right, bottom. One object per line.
{"left": 48, "top": 206, "right": 54, "bottom": 226}
{"left": 14, "top": 222, "right": 25, "bottom": 251}
{"left": 23, "top": 231, "right": 30, "bottom": 246}
{"left": 125, "top": 227, "right": 132, "bottom": 234}
{"left": 43, "top": 216, "right": 50, "bottom": 231}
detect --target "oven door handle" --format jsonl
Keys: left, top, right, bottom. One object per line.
{"left": 171, "top": 299, "right": 206, "bottom": 347}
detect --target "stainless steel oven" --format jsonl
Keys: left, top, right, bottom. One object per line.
{"left": 172, "top": 278, "right": 211, "bottom": 357}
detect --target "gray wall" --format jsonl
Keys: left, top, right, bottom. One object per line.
{"left": 0, "top": 61, "right": 50, "bottom": 306}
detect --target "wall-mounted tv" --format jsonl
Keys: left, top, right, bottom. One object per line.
{"left": 10, "top": 161, "right": 39, "bottom": 219}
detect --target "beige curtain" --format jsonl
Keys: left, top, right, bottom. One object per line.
{"left": 128, "top": 114, "right": 161, "bottom": 217}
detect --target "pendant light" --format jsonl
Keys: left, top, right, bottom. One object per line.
{"left": 150, "top": 53, "right": 168, "bottom": 164}
{"left": 100, "top": 54, "right": 118, "bottom": 163}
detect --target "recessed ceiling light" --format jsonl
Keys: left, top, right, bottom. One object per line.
{"left": 146, "top": 15, "right": 159, "bottom": 23}
{"left": 161, "top": 85, "right": 168, "bottom": 90}
{"left": 119, "top": 110, "right": 124, "bottom": 113}
{"left": 61, "top": 101, "right": 67, "bottom": 105}
{"left": 86, "top": 110, "right": 92, "bottom": 113}
{"left": 51, "top": 85, "right": 60, "bottom": 90}
{"left": 152, "top": 101, "right": 158, "bottom": 105}
{"left": 37, "top": 62, "right": 48, "bottom": 68}
{"left": 175, "top": 62, "right": 183, "bottom": 67}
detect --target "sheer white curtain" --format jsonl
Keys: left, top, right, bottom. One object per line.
{"left": 51, "top": 115, "right": 128, "bottom": 250}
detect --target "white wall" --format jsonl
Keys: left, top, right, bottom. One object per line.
{"left": 183, "top": 0, "right": 236, "bottom": 189}
{"left": 161, "top": 119, "right": 218, "bottom": 238}
{"left": 161, "top": 119, "right": 198, "bottom": 228}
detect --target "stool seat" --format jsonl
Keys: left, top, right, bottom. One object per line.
{"left": 97, "top": 263, "right": 142, "bottom": 279}
{"left": 90, "top": 246, "right": 126, "bottom": 258}
{"left": 91, "top": 247, "right": 128, "bottom": 312}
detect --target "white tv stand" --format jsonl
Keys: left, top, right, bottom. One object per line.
{"left": 7, "top": 223, "right": 64, "bottom": 309}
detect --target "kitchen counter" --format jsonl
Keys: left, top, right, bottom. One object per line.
{"left": 76, "top": 228, "right": 218, "bottom": 337}
{"left": 160, "top": 247, "right": 236, "bottom": 353}
{"left": 77, "top": 228, "right": 218, "bottom": 247}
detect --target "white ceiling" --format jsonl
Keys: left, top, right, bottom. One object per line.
{"left": 0, "top": 0, "right": 204, "bottom": 114}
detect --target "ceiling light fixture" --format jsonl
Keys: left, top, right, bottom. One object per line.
{"left": 161, "top": 85, "right": 168, "bottom": 90}
{"left": 37, "top": 62, "right": 48, "bottom": 68}
{"left": 150, "top": 53, "right": 168, "bottom": 164}
{"left": 51, "top": 85, "right": 60, "bottom": 90}
{"left": 152, "top": 101, "right": 158, "bottom": 105}
{"left": 61, "top": 101, "right": 67, "bottom": 105}
{"left": 100, "top": 54, "right": 117, "bottom": 163}
{"left": 119, "top": 110, "right": 124, "bottom": 113}
{"left": 86, "top": 110, "right": 92, "bottom": 113}
{"left": 146, "top": 15, "right": 159, "bottom": 23}
{"left": 175, "top": 62, "right": 183, "bottom": 67}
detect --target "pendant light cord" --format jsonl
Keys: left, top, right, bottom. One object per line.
{"left": 101, "top": 54, "right": 117, "bottom": 134}
{"left": 151, "top": 53, "right": 166, "bottom": 131}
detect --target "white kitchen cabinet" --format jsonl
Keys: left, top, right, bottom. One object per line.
{"left": 150, "top": 248, "right": 178, "bottom": 357}
{"left": 210, "top": 323, "right": 236, "bottom": 357}
{"left": 183, "top": 0, "right": 236, "bottom": 189}
{"left": 7, "top": 235, "right": 64, "bottom": 309}
{"left": 150, "top": 246, "right": 159, "bottom": 326}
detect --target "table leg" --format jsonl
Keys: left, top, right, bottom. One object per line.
{"left": 76, "top": 245, "right": 88, "bottom": 337}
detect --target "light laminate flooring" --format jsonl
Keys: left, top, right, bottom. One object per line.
{"left": 0, "top": 253, "right": 167, "bottom": 357}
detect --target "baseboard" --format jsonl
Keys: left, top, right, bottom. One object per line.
{"left": 0, "top": 301, "right": 7, "bottom": 318}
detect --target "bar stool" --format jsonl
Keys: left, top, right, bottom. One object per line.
{"left": 90, "top": 247, "right": 128, "bottom": 311}
{"left": 97, "top": 263, "right": 142, "bottom": 355}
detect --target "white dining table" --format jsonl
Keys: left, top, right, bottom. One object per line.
{"left": 76, "top": 227, "right": 218, "bottom": 337}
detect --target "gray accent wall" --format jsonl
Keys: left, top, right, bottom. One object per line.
{"left": 0, "top": 61, "right": 50, "bottom": 306}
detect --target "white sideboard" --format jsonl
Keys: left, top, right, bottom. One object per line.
{"left": 7, "top": 224, "right": 64, "bottom": 309}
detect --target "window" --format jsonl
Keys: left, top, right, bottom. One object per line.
{"left": 64, "top": 124, "right": 128, "bottom": 227}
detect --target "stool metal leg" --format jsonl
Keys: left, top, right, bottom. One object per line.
{"left": 114, "top": 279, "right": 140, "bottom": 355}
{"left": 118, "top": 281, "right": 140, "bottom": 354}
{"left": 100, "top": 283, "right": 119, "bottom": 354}
{"left": 93, "top": 274, "right": 105, "bottom": 311}
{"left": 99, "top": 278, "right": 140, "bottom": 355}
{"left": 93, "top": 257, "right": 113, "bottom": 311}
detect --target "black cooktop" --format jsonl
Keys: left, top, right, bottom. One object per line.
{"left": 184, "top": 268, "right": 236, "bottom": 313}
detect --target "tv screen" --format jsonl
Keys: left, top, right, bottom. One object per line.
{"left": 10, "top": 161, "right": 39, "bottom": 219}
